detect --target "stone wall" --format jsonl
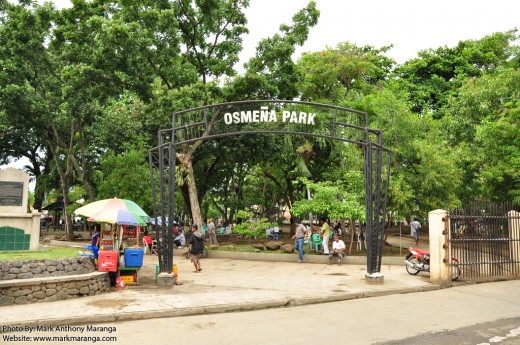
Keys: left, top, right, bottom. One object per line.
{"left": 0, "top": 272, "right": 110, "bottom": 306}
{"left": 0, "top": 257, "right": 110, "bottom": 306}
{"left": 0, "top": 256, "right": 96, "bottom": 280}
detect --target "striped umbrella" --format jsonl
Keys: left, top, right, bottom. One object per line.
{"left": 75, "top": 198, "right": 149, "bottom": 225}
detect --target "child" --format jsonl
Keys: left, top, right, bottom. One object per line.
{"left": 143, "top": 230, "right": 153, "bottom": 253}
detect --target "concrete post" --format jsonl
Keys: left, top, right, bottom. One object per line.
{"left": 428, "top": 209, "right": 451, "bottom": 288}
{"left": 30, "top": 210, "right": 41, "bottom": 250}
{"left": 507, "top": 210, "right": 520, "bottom": 277}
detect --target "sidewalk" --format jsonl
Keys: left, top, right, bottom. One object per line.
{"left": 1, "top": 243, "right": 439, "bottom": 328}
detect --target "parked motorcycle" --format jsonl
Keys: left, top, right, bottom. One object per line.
{"left": 404, "top": 247, "right": 460, "bottom": 281}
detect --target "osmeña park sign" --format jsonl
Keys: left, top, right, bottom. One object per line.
{"left": 149, "top": 100, "right": 391, "bottom": 282}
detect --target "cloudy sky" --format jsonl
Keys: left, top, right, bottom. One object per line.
{"left": 242, "top": 0, "right": 519, "bottom": 64}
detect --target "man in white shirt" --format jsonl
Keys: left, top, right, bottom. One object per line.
{"left": 174, "top": 230, "right": 186, "bottom": 248}
{"left": 410, "top": 218, "right": 422, "bottom": 246}
{"left": 328, "top": 234, "right": 346, "bottom": 265}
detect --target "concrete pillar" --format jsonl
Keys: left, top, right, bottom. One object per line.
{"left": 428, "top": 209, "right": 451, "bottom": 288}
{"left": 508, "top": 210, "right": 520, "bottom": 277}
{"left": 30, "top": 211, "right": 41, "bottom": 250}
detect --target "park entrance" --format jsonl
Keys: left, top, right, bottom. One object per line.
{"left": 148, "top": 100, "right": 392, "bottom": 278}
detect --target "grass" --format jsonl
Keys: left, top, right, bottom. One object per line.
{"left": 0, "top": 246, "right": 83, "bottom": 261}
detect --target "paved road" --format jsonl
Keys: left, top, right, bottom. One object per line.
{"left": 381, "top": 317, "right": 520, "bottom": 345}
{"left": 4, "top": 279, "right": 519, "bottom": 345}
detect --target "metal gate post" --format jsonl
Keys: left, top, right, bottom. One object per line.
{"left": 429, "top": 209, "right": 451, "bottom": 288}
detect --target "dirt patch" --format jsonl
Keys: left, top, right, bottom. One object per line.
{"left": 87, "top": 298, "right": 134, "bottom": 309}
{"left": 326, "top": 273, "right": 348, "bottom": 276}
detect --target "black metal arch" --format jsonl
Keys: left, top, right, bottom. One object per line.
{"left": 149, "top": 100, "right": 392, "bottom": 276}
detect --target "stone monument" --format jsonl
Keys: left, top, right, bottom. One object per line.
{"left": 0, "top": 167, "right": 40, "bottom": 250}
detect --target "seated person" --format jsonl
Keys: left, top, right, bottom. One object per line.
{"left": 272, "top": 226, "right": 280, "bottom": 240}
{"left": 328, "top": 234, "right": 346, "bottom": 265}
{"left": 143, "top": 230, "right": 153, "bottom": 253}
{"left": 266, "top": 227, "right": 274, "bottom": 239}
{"left": 174, "top": 230, "right": 186, "bottom": 248}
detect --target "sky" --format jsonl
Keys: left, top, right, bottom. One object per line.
{"left": 3, "top": 0, "right": 519, "bottom": 171}
{"left": 242, "top": 0, "right": 519, "bottom": 64}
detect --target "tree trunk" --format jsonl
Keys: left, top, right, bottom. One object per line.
{"left": 50, "top": 123, "right": 95, "bottom": 203}
{"left": 179, "top": 153, "right": 202, "bottom": 229}
{"left": 49, "top": 143, "right": 74, "bottom": 241}
{"left": 383, "top": 213, "right": 393, "bottom": 245}
{"left": 348, "top": 218, "right": 355, "bottom": 256}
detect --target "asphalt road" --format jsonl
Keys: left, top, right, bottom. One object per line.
{"left": 380, "top": 317, "right": 520, "bottom": 345}
{"left": 3, "top": 280, "right": 519, "bottom": 345}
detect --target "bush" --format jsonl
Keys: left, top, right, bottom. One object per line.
{"left": 233, "top": 219, "right": 276, "bottom": 243}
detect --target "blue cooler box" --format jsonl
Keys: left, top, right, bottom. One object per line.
{"left": 124, "top": 248, "right": 144, "bottom": 267}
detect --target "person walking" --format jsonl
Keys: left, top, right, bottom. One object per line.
{"left": 292, "top": 218, "right": 307, "bottom": 263}
{"left": 207, "top": 219, "right": 218, "bottom": 245}
{"left": 189, "top": 224, "right": 204, "bottom": 272}
{"left": 320, "top": 217, "right": 331, "bottom": 255}
{"left": 410, "top": 218, "right": 422, "bottom": 246}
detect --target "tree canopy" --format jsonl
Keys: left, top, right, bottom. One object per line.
{"left": 1, "top": 0, "right": 518, "bottom": 236}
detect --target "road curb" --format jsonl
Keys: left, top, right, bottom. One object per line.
{"left": 1, "top": 285, "right": 439, "bottom": 330}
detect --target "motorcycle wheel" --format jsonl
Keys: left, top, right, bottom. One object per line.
{"left": 405, "top": 256, "right": 421, "bottom": 275}
{"left": 451, "top": 261, "right": 461, "bottom": 281}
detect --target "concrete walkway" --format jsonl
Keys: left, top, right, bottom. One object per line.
{"left": 1, "top": 236, "right": 440, "bottom": 328}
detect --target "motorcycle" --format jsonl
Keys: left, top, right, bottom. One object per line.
{"left": 404, "top": 247, "right": 461, "bottom": 281}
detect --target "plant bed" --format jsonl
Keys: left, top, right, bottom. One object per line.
{"left": 210, "top": 239, "right": 404, "bottom": 257}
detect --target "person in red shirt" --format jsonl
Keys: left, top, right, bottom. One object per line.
{"left": 143, "top": 230, "right": 153, "bottom": 253}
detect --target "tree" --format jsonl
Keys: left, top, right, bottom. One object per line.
{"left": 291, "top": 174, "right": 365, "bottom": 222}
{"left": 297, "top": 42, "right": 395, "bottom": 102}
{"left": 391, "top": 30, "right": 519, "bottom": 117}
{"left": 442, "top": 68, "right": 520, "bottom": 202}
{"left": 0, "top": 1, "right": 59, "bottom": 211}
{"left": 95, "top": 137, "right": 153, "bottom": 215}
{"left": 176, "top": 1, "right": 319, "bottom": 227}
{"left": 242, "top": 1, "right": 319, "bottom": 100}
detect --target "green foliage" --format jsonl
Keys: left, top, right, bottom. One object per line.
{"left": 297, "top": 42, "right": 395, "bottom": 102}
{"left": 65, "top": 185, "right": 87, "bottom": 216}
{"left": 442, "top": 68, "right": 520, "bottom": 203}
{"left": 2, "top": 0, "right": 519, "bottom": 226}
{"left": 291, "top": 175, "right": 365, "bottom": 221}
{"left": 232, "top": 219, "right": 276, "bottom": 242}
{"left": 391, "top": 30, "right": 519, "bottom": 116}
{"left": 236, "top": 209, "right": 254, "bottom": 221}
{"left": 94, "top": 138, "right": 152, "bottom": 215}
{"left": 243, "top": 1, "right": 319, "bottom": 100}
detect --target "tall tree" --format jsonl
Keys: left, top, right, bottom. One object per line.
{"left": 442, "top": 68, "right": 520, "bottom": 202}
{"left": 297, "top": 42, "right": 395, "bottom": 102}
{"left": 391, "top": 30, "right": 519, "bottom": 117}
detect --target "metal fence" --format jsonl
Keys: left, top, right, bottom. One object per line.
{"left": 448, "top": 202, "right": 520, "bottom": 281}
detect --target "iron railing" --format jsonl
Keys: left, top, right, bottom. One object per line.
{"left": 448, "top": 202, "right": 520, "bottom": 281}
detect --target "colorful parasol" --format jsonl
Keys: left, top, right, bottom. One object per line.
{"left": 74, "top": 198, "right": 149, "bottom": 225}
